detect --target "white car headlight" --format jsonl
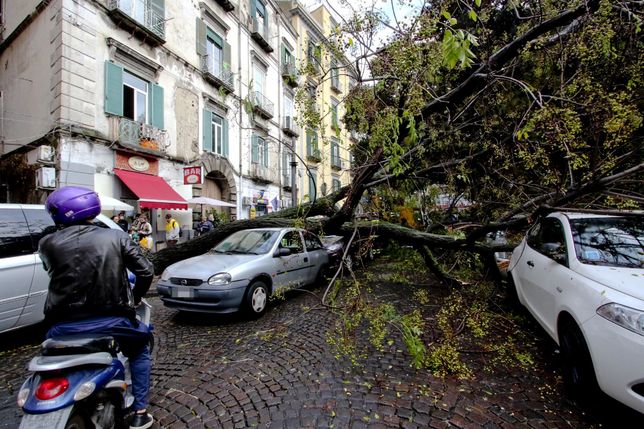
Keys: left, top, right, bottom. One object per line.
{"left": 208, "top": 272, "right": 231, "bottom": 285}
{"left": 597, "top": 303, "right": 644, "bottom": 336}
{"left": 160, "top": 270, "right": 171, "bottom": 282}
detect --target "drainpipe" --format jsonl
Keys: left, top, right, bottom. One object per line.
{"left": 238, "top": 4, "right": 243, "bottom": 218}
{"left": 276, "top": 10, "right": 283, "bottom": 207}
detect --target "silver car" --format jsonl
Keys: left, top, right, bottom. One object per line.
{"left": 157, "top": 228, "right": 330, "bottom": 317}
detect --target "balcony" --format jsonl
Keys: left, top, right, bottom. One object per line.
{"left": 306, "top": 147, "right": 321, "bottom": 163}
{"left": 282, "top": 116, "right": 300, "bottom": 137}
{"left": 111, "top": 117, "right": 169, "bottom": 155}
{"left": 107, "top": 0, "right": 165, "bottom": 46}
{"left": 250, "top": 16, "right": 273, "bottom": 53}
{"left": 213, "top": 0, "right": 235, "bottom": 12}
{"left": 201, "top": 57, "right": 234, "bottom": 92}
{"left": 249, "top": 163, "right": 278, "bottom": 184}
{"left": 281, "top": 63, "right": 298, "bottom": 87}
{"left": 250, "top": 91, "right": 274, "bottom": 119}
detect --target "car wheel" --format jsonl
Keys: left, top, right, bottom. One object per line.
{"left": 505, "top": 272, "right": 520, "bottom": 307}
{"left": 316, "top": 264, "right": 330, "bottom": 286}
{"left": 245, "top": 280, "right": 268, "bottom": 318}
{"left": 559, "top": 320, "right": 599, "bottom": 399}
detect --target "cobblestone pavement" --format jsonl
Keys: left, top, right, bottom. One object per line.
{"left": 1, "top": 282, "right": 643, "bottom": 428}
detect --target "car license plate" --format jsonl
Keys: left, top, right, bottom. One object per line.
{"left": 173, "top": 288, "right": 193, "bottom": 298}
{"left": 19, "top": 406, "right": 73, "bottom": 428}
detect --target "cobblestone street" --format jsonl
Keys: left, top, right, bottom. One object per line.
{"left": 1, "top": 280, "right": 642, "bottom": 428}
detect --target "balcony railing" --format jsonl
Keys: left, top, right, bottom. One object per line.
{"left": 113, "top": 117, "right": 169, "bottom": 155}
{"left": 306, "top": 146, "right": 321, "bottom": 163}
{"left": 107, "top": 0, "right": 165, "bottom": 44}
{"left": 282, "top": 116, "right": 300, "bottom": 137}
{"left": 281, "top": 63, "right": 298, "bottom": 87}
{"left": 250, "top": 91, "right": 274, "bottom": 119}
{"left": 249, "top": 163, "right": 278, "bottom": 184}
{"left": 250, "top": 16, "right": 273, "bottom": 53}
{"left": 200, "top": 56, "right": 235, "bottom": 92}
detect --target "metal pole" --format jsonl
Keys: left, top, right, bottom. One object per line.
{"left": 290, "top": 159, "right": 297, "bottom": 207}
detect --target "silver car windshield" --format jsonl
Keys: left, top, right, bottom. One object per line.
{"left": 212, "top": 230, "right": 279, "bottom": 255}
{"left": 570, "top": 217, "right": 644, "bottom": 268}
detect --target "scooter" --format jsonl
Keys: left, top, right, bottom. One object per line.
{"left": 16, "top": 299, "right": 152, "bottom": 429}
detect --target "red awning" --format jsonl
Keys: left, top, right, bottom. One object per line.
{"left": 114, "top": 169, "right": 188, "bottom": 210}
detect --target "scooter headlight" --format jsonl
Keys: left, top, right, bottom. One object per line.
{"left": 17, "top": 388, "right": 30, "bottom": 408}
{"left": 73, "top": 381, "right": 96, "bottom": 401}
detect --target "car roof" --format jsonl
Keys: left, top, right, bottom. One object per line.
{"left": 235, "top": 227, "right": 302, "bottom": 232}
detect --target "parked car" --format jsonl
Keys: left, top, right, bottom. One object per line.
{"left": 508, "top": 211, "right": 644, "bottom": 413}
{"left": 157, "top": 228, "right": 330, "bottom": 317}
{"left": 0, "top": 204, "right": 121, "bottom": 334}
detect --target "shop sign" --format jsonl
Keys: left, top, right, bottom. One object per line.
{"left": 128, "top": 156, "right": 150, "bottom": 172}
{"left": 183, "top": 166, "right": 202, "bottom": 184}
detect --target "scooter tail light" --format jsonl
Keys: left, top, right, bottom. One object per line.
{"left": 35, "top": 377, "right": 70, "bottom": 400}
{"left": 17, "top": 388, "right": 30, "bottom": 407}
{"left": 73, "top": 382, "right": 96, "bottom": 401}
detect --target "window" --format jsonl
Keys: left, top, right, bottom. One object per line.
{"left": 306, "top": 129, "right": 319, "bottom": 159}
{"left": 570, "top": 217, "right": 644, "bottom": 268}
{"left": 284, "top": 96, "right": 294, "bottom": 121}
{"left": 527, "top": 218, "right": 567, "bottom": 258}
{"left": 23, "top": 208, "right": 57, "bottom": 251}
{"left": 123, "top": 70, "right": 148, "bottom": 124}
{"left": 115, "top": 0, "right": 165, "bottom": 39}
{"left": 308, "top": 170, "right": 317, "bottom": 200}
{"left": 280, "top": 231, "right": 304, "bottom": 253}
{"left": 330, "top": 59, "right": 340, "bottom": 90}
{"left": 307, "top": 40, "right": 320, "bottom": 70}
{"left": 303, "top": 232, "right": 323, "bottom": 251}
{"left": 331, "top": 99, "right": 339, "bottom": 128}
{"left": 206, "top": 32, "right": 223, "bottom": 76}
{"left": 0, "top": 208, "right": 33, "bottom": 258}
{"left": 203, "top": 110, "right": 229, "bottom": 156}
{"left": 252, "top": 134, "right": 269, "bottom": 167}
{"left": 104, "top": 61, "right": 164, "bottom": 129}
{"left": 332, "top": 178, "right": 341, "bottom": 192}
{"left": 331, "top": 139, "right": 341, "bottom": 168}
{"left": 283, "top": 151, "right": 293, "bottom": 184}
{"left": 282, "top": 45, "right": 294, "bottom": 66}
{"left": 253, "top": 63, "right": 266, "bottom": 96}
{"left": 254, "top": 0, "right": 267, "bottom": 37}
{"left": 120, "top": 0, "right": 146, "bottom": 25}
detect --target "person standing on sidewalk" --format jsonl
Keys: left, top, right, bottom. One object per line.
{"left": 165, "top": 213, "right": 180, "bottom": 247}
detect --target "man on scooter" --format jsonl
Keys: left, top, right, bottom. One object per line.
{"left": 39, "top": 186, "right": 156, "bottom": 429}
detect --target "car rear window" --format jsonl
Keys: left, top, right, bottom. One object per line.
{"left": 570, "top": 217, "right": 644, "bottom": 268}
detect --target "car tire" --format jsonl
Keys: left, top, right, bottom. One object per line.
{"left": 559, "top": 320, "right": 599, "bottom": 399}
{"left": 505, "top": 273, "right": 520, "bottom": 307}
{"left": 315, "top": 264, "right": 330, "bottom": 286}
{"left": 244, "top": 280, "right": 268, "bottom": 318}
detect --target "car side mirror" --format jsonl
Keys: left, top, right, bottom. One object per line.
{"left": 275, "top": 247, "right": 292, "bottom": 257}
{"left": 542, "top": 242, "right": 566, "bottom": 264}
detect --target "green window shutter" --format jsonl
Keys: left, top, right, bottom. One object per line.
{"left": 250, "top": 0, "right": 256, "bottom": 18}
{"left": 222, "top": 117, "right": 229, "bottom": 157}
{"left": 196, "top": 19, "right": 207, "bottom": 57}
{"left": 309, "top": 171, "right": 316, "bottom": 200}
{"left": 251, "top": 135, "right": 259, "bottom": 163}
{"left": 306, "top": 130, "right": 312, "bottom": 156}
{"left": 263, "top": 138, "right": 269, "bottom": 167}
{"left": 104, "top": 61, "right": 123, "bottom": 116}
{"left": 281, "top": 44, "right": 286, "bottom": 64}
{"left": 207, "top": 27, "right": 223, "bottom": 47}
{"left": 150, "top": 83, "right": 164, "bottom": 129}
{"left": 203, "top": 109, "right": 213, "bottom": 152}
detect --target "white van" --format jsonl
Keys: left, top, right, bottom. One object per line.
{"left": 0, "top": 204, "right": 121, "bottom": 334}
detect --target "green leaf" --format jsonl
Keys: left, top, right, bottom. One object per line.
{"left": 450, "top": 18, "right": 457, "bottom": 26}
{"left": 441, "top": 11, "right": 451, "bottom": 20}
{"left": 468, "top": 10, "right": 477, "bottom": 22}
{"left": 475, "top": 0, "right": 481, "bottom": 7}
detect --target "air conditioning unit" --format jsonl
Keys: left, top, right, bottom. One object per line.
{"left": 242, "top": 196, "right": 253, "bottom": 206}
{"left": 36, "top": 167, "right": 56, "bottom": 189}
{"left": 27, "top": 145, "right": 55, "bottom": 165}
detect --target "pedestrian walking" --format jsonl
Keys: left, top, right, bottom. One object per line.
{"left": 165, "top": 213, "right": 180, "bottom": 247}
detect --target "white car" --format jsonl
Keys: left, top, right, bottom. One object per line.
{"left": 508, "top": 211, "right": 644, "bottom": 413}
{"left": 0, "top": 205, "right": 122, "bottom": 334}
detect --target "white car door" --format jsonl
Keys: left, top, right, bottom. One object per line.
{"left": 514, "top": 217, "right": 570, "bottom": 338}
{"left": 273, "top": 230, "right": 308, "bottom": 291}
{"left": 0, "top": 207, "right": 36, "bottom": 333}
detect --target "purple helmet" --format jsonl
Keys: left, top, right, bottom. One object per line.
{"left": 45, "top": 186, "right": 101, "bottom": 225}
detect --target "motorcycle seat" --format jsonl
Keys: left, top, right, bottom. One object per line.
{"left": 41, "top": 335, "right": 119, "bottom": 356}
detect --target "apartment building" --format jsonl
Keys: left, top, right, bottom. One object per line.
{"left": 0, "top": 0, "right": 354, "bottom": 227}
{"left": 277, "top": 0, "right": 354, "bottom": 204}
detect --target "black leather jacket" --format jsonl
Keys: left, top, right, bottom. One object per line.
{"left": 39, "top": 223, "right": 155, "bottom": 323}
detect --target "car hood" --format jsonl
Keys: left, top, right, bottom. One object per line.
{"left": 575, "top": 263, "right": 644, "bottom": 301}
{"left": 164, "top": 253, "right": 260, "bottom": 280}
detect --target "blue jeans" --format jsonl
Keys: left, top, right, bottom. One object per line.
{"left": 46, "top": 316, "right": 152, "bottom": 411}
